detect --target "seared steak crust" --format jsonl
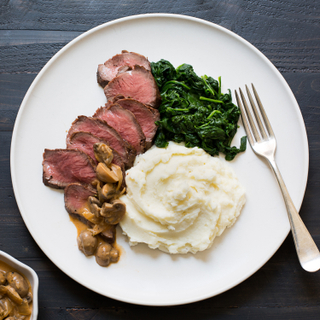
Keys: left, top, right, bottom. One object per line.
{"left": 43, "top": 149, "right": 96, "bottom": 189}
{"left": 94, "top": 104, "right": 146, "bottom": 154}
{"left": 104, "top": 65, "right": 161, "bottom": 108}
{"left": 97, "top": 50, "right": 151, "bottom": 87}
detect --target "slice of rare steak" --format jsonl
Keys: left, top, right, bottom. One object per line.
{"left": 67, "top": 116, "right": 135, "bottom": 168}
{"left": 104, "top": 65, "right": 161, "bottom": 108}
{"left": 64, "top": 183, "right": 116, "bottom": 243}
{"left": 115, "top": 98, "right": 160, "bottom": 149}
{"left": 43, "top": 149, "right": 96, "bottom": 189}
{"left": 67, "top": 131, "right": 126, "bottom": 186}
{"left": 67, "top": 131, "right": 124, "bottom": 168}
{"left": 94, "top": 104, "right": 146, "bottom": 154}
{"left": 97, "top": 50, "right": 151, "bottom": 87}
{"left": 64, "top": 183, "right": 96, "bottom": 217}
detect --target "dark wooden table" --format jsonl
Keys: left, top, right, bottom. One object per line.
{"left": 1, "top": 1, "right": 320, "bottom": 319}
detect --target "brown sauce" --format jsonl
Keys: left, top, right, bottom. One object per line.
{"left": 0, "top": 260, "right": 32, "bottom": 320}
{"left": 69, "top": 215, "right": 88, "bottom": 236}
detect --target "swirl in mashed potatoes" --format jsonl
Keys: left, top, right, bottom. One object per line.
{"left": 120, "top": 142, "right": 246, "bottom": 254}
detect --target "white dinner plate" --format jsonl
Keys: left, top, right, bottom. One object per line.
{"left": 10, "top": 14, "right": 309, "bottom": 306}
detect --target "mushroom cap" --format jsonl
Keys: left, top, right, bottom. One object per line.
{"left": 6, "top": 272, "right": 29, "bottom": 298}
{"left": 96, "top": 163, "right": 119, "bottom": 184}
{"left": 101, "top": 199, "right": 126, "bottom": 225}
{"left": 99, "top": 183, "right": 117, "bottom": 202}
{"left": 77, "top": 230, "right": 98, "bottom": 256}
{"left": 93, "top": 143, "right": 113, "bottom": 166}
{"left": 88, "top": 196, "right": 101, "bottom": 217}
{"left": 95, "top": 244, "right": 112, "bottom": 267}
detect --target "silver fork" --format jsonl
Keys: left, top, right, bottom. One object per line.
{"left": 235, "top": 84, "right": 320, "bottom": 272}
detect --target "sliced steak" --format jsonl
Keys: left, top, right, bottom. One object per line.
{"left": 104, "top": 65, "right": 161, "bottom": 108}
{"left": 115, "top": 98, "right": 160, "bottom": 149}
{"left": 94, "top": 104, "right": 146, "bottom": 154}
{"left": 64, "top": 183, "right": 97, "bottom": 217}
{"left": 67, "top": 131, "right": 126, "bottom": 186}
{"left": 67, "top": 131, "right": 102, "bottom": 164}
{"left": 43, "top": 149, "right": 96, "bottom": 189}
{"left": 67, "top": 116, "right": 135, "bottom": 168}
{"left": 67, "top": 131, "right": 124, "bottom": 167}
{"left": 97, "top": 50, "right": 151, "bottom": 87}
{"left": 64, "top": 183, "right": 116, "bottom": 243}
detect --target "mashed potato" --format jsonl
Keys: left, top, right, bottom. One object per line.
{"left": 120, "top": 142, "right": 246, "bottom": 254}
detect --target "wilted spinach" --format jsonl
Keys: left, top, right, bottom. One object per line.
{"left": 151, "top": 59, "right": 246, "bottom": 161}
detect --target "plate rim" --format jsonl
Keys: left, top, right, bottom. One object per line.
{"left": 10, "top": 13, "right": 309, "bottom": 306}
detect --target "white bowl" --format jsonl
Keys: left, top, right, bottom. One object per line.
{"left": 0, "top": 250, "right": 39, "bottom": 320}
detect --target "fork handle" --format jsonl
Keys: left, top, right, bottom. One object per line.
{"left": 268, "top": 158, "right": 320, "bottom": 272}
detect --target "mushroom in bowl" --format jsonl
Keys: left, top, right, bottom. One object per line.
{"left": 0, "top": 251, "right": 38, "bottom": 320}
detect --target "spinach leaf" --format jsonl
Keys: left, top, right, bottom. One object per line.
{"left": 150, "top": 59, "right": 176, "bottom": 89}
{"left": 151, "top": 60, "right": 246, "bottom": 161}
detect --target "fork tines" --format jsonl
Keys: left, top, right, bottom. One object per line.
{"left": 235, "top": 84, "right": 274, "bottom": 144}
